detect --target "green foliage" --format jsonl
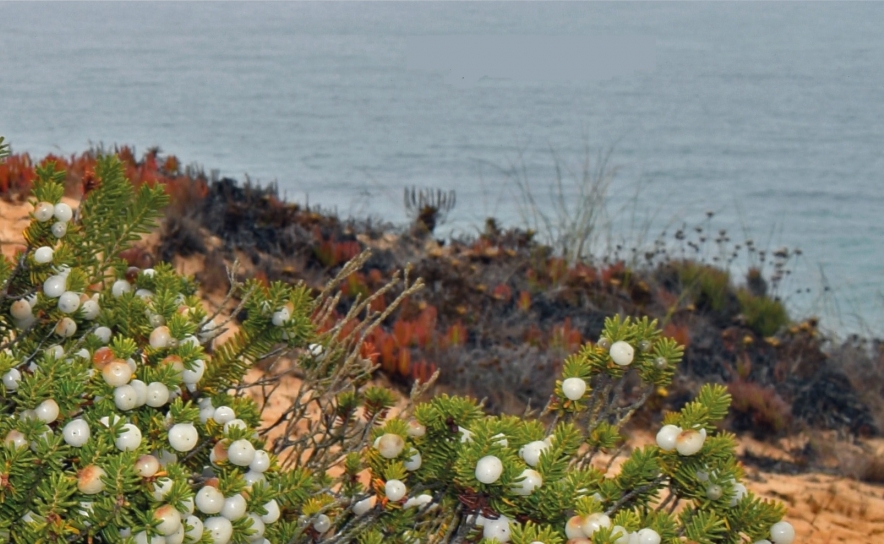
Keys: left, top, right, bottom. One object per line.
{"left": 737, "top": 288, "right": 790, "bottom": 337}
{"left": 0, "top": 148, "right": 792, "bottom": 544}
{"left": 676, "top": 261, "right": 732, "bottom": 313}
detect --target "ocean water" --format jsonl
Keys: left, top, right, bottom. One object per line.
{"left": 2, "top": 2, "right": 884, "bottom": 336}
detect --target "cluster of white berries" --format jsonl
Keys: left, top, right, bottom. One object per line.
{"left": 370, "top": 421, "right": 430, "bottom": 512}
{"left": 565, "top": 513, "right": 660, "bottom": 544}
{"left": 192, "top": 483, "right": 279, "bottom": 542}
{"left": 364, "top": 423, "right": 555, "bottom": 543}
{"left": 34, "top": 200, "right": 73, "bottom": 238}
{"left": 560, "top": 340, "right": 636, "bottom": 402}
{"left": 1, "top": 204, "right": 282, "bottom": 544}
{"left": 655, "top": 424, "right": 707, "bottom": 456}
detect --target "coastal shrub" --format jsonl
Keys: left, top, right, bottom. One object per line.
{"left": 0, "top": 147, "right": 795, "bottom": 543}
{"left": 726, "top": 379, "right": 792, "bottom": 437}
{"left": 673, "top": 261, "right": 732, "bottom": 314}
{"left": 736, "top": 290, "right": 789, "bottom": 338}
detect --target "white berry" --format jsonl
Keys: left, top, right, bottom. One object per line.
{"left": 2, "top": 368, "right": 22, "bottom": 391}
{"left": 246, "top": 513, "right": 266, "bottom": 540}
{"left": 46, "top": 344, "right": 64, "bottom": 359}
{"left": 483, "top": 515, "right": 511, "bottom": 543}
{"left": 43, "top": 275, "right": 66, "bottom": 298}
{"left": 34, "top": 246, "right": 53, "bottom": 264}
{"left": 676, "top": 428, "right": 706, "bottom": 456}
{"left": 168, "top": 423, "right": 199, "bottom": 452}
{"left": 730, "top": 482, "right": 748, "bottom": 506}
{"left": 203, "top": 516, "right": 233, "bottom": 544}
{"left": 475, "top": 455, "right": 503, "bottom": 484}
{"left": 611, "top": 525, "right": 630, "bottom": 544}
{"left": 512, "top": 469, "right": 542, "bottom": 496}
{"left": 57, "top": 291, "right": 80, "bottom": 313}
{"left": 404, "top": 450, "right": 422, "bottom": 471}
{"left": 182, "top": 359, "right": 206, "bottom": 384}
{"left": 404, "top": 493, "right": 433, "bottom": 510}
{"left": 222, "top": 419, "right": 247, "bottom": 434}
{"left": 213, "top": 406, "right": 236, "bottom": 425}
{"left": 154, "top": 504, "right": 182, "bottom": 536}
{"left": 243, "top": 470, "right": 266, "bottom": 489}
{"left": 35, "top": 399, "right": 59, "bottom": 423}
{"left": 54, "top": 317, "right": 77, "bottom": 337}
{"left": 133, "top": 531, "right": 163, "bottom": 544}
{"left": 149, "top": 326, "right": 172, "bottom": 349}
{"left": 221, "top": 493, "right": 247, "bottom": 521}
{"left": 111, "top": 279, "right": 132, "bottom": 298}
{"left": 260, "top": 499, "right": 280, "bottom": 524}
{"left": 151, "top": 477, "right": 174, "bottom": 501}
{"left": 63, "top": 419, "right": 90, "bottom": 447}
{"left": 196, "top": 486, "right": 225, "bottom": 514}
{"left": 636, "top": 528, "right": 661, "bottom": 544}
{"left": 145, "top": 382, "right": 170, "bottom": 407}
{"left": 770, "top": 521, "right": 795, "bottom": 544}
{"left": 34, "top": 201, "right": 54, "bottom": 222}
{"left": 169, "top": 526, "right": 188, "bottom": 544}
{"left": 54, "top": 202, "right": 73, "bottom": 222}
{"left": 115, "top": 423, "right": 142, "bottom": 451}
{"left": 4, "top": 430, "right": 27, "bottom": 449}
{"left": 609, "top": 340, "right": 635, "bottom": 366}
{"left": 10, "top": 299, "right": 32, "bottom": 320}
{"left": 561, "top": 377, "right": 587, "bottom": 400}
{"left": 77, "top": 465, "right": 106, "bottom": 494}
{"left": 581, "top": 512, "right": 611, "bottom": 536}
{"left": 147, "top": 312, "right": 164, "bottom": 327}
{"left": 227, "top": 439, "right": 256, "bottom": 466}
{"left": 655, "top": 424, "right": 681, "bottom": 451}
{"left": 375, "top": 433, "right": 405, "bottom": 459}
{"left": 94, "top": 326, "right": 112, "bottom": 343}
{"left": 353, "top": 496, "right": 376, "bottom": 515}
{"left": 130, "top": 379, "right": 148, "bottom": 406}
{"left": 249, "top": 450, "right": 271, "bottom": 473}
{"left": 210, "top": 441, "right": 229, "bottom": 465}
{"left": 184, "top": 515, "right": 203, "bottom": 542}
{"left": 406, "top": 419, "right": 426, "bottom": 437}
{"left": 135, "top": 288, "right": 153, "bottom": 299}
{"left": 385, "top": 479, "right": 407, "bottom": 501}
{"left": 114, "top": 385, "right": 138, "bottom": 411}
{"left": 102, "top": 361, "right": 132, "bottom": 387}
{"left": 519, "top": 440, "right": 550, "bottom": 467}
{"left": 77, "top": 299, "right": 99, "bottom": 320}
{"left": 565, "top": 516, "right": 584, "bottom": 539}
{"left": 313, "top": 514, "right": 331, "bottom": 534}
{"left": 200, "top": 404, "right": 216, "bottom": 424}
{"left": 271, "top": 308, "right": 289, "bottom": 326}
{"left": 51, "top": 221, "right": 67, "bottom": 238}
{"left": 135, "top": 454, "right": 160, "bottom": 477}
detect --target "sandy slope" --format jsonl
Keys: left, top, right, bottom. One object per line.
{"left": 2, "top": 198, "right": 883, "bottom": 543}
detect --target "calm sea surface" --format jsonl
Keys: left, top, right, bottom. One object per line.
{"left": 2, "top": 2, "right": 884, "bottom": 336}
